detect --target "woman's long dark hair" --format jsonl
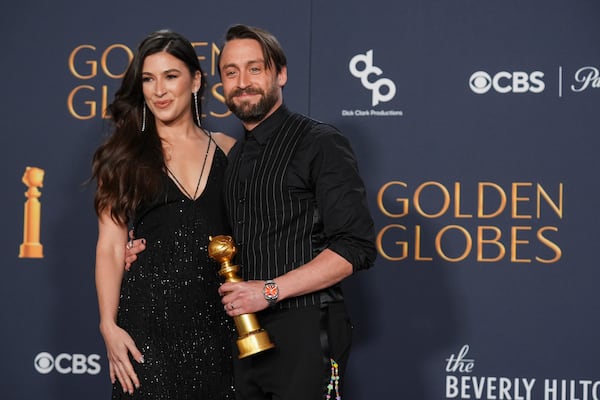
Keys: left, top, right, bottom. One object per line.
{"left": 92, "top": 30, "right": 206, "bottom": 224}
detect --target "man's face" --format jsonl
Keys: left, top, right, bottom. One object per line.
{"left": 219, "top": 38, "right": 287, "bottom": 128}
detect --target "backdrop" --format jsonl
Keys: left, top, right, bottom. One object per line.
{"left": 2, "top": 1, "right": 599, "bottom": 399}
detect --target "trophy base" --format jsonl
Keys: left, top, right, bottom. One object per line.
{"left": 19, "top": 243, "right": 43, "bottom": 258}
{"left": 237, "top": 329, "right": 275, "bottom": 359}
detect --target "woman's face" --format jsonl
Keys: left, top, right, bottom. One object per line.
{"left": 141, "top": 51, "right": 200, "bottom": 128}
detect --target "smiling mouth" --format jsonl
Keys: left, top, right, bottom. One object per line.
{"left": 154, "top": 101, "right": 171, "bottom": 108}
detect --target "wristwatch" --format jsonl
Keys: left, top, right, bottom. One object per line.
{"left": 263, "top": 279, "right": 279, "bottom": 308}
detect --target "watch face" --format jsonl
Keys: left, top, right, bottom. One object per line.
{"left": 264, "top": 283, "right": 278, "bottom": 300}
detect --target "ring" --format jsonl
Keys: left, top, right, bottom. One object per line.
{"left": 126, "top": 240, "right": 133, "bottom": 249}
{"left": 230, "top": 303, "right": 235, "bottom": 310}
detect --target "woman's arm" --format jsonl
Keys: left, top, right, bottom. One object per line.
{"left": 95, "top": 212, "right": 143, "bottom": 394}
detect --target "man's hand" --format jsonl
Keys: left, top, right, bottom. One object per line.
{"left": 124, "top": 230, "right": 146, "bottom": 271}
{"left": 218, "top": 280, "right": 269, "bottom": 316}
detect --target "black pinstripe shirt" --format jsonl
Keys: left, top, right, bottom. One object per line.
{"left": 223, "top": 105, "right": 376, "bottom": 309}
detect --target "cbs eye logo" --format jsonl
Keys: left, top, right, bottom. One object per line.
{"left": 34, "top": 352, "right": 101, "bottom": 375}
{"left": 469, "top": 70, "right": 545, "bottom": 94}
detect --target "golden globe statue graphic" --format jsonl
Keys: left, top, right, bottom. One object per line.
{"left": 19, "top": 166, "right": 45, "bottom": 258}
{"left": 208, "top": 235, "right": 275, "bottom": 358}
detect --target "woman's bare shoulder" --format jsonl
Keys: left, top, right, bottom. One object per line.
{"left": 211, "top": 131, "right": 237, "bottom": 155}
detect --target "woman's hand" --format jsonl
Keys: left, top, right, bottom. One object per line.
{"left": 100, "top": 322, "right": 144, "bottom": 394}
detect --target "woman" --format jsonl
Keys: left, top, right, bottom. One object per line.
{"left": 92, "top": 30, "right": 236, "bottom": 399}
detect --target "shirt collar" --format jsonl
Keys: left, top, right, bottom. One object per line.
{"left": 244, "top": 104, "right": 290, "bottom": 145}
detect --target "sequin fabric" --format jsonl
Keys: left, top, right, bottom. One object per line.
{"left": 113, "top": 147, "right": 235, "bottom": 399}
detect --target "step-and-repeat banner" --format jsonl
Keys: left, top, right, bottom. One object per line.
{"left": 1, "top": 1, "right": 598, "bottom": 398}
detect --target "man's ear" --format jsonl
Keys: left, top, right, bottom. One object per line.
{"left": 277, "top": 66, "right": 288, "bottom": 87}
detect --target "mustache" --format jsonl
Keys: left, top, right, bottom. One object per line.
{"left": 230, "top": 87, "right": 264, "bottom": 97}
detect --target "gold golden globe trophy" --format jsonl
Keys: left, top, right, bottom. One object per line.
{"left": 19, "top": 166, "right": 45, "bottom": 258}
{"left": 208, "top": 235, "right": 275, "bottom": 358}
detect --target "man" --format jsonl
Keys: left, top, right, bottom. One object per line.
{"left": 217, "top": 24, "right": 376, "bottom": 399}
{"left": 128, "top": 24, "right": 376, "bottom": 399}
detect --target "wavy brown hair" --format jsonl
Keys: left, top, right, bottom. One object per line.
{"left": 92, "top": 30, "right": 206, "bottom": 224}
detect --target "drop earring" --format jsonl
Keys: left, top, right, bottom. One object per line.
{"left": 141, "top": 102, "right": 147, "bottom": 132}
{"left": 193, "top": 92, "right": 201, "bottom": 127}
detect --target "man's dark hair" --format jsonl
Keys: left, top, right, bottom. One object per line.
{"left": 222, "top": 24, "right": 287, "bottom": 74}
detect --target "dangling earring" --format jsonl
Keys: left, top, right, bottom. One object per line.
{"left": 193, "top": 92, "right": 201, "bottom": 127}
{"left": 141, "top": 102, "right": 147, "bottom": 132}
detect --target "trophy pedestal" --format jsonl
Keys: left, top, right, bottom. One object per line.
{"left": 237, "top": 329, "right": 275, "bottom": 358}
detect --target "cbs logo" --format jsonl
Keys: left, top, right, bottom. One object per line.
{"left": 469, "top": 71, "right": 545, "bottom": 94}
{"left": 34, "top": 352, "right": 101, "bottom": 375}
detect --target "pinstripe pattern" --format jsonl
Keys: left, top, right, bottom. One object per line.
{"left": 224, "top": 113, "right": 323, "bottom": 309}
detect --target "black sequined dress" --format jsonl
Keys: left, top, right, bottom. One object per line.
{"left": 113, "top": 147, "right": 235, "bottom": 399}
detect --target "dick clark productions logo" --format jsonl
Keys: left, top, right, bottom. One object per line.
{"left": 349, "top": 50, "right": 397, "bottom": 106}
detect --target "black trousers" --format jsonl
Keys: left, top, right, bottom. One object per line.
{"left": 233, "top": 302, "right": 353, "bottom": 400}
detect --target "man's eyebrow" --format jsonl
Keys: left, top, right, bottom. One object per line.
{"left": 221, "top": 59, "right": 265, "bottom": 69}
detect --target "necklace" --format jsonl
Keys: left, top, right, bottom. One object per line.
{"left": 166, "top": 130, "right": 212, "bottom": 200}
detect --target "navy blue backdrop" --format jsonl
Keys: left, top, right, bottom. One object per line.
{"left": 1, "top": 1, "right": 599, "bottom": 399}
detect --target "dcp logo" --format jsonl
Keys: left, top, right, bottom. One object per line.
{"left": 469, "top": 70, "right": 545, "bottom": 94}
{"left": 34, "top": 351, "right": 101, "bottom": 375}
{"left": 349, "top": 50, "right": 397, "bottom": 106}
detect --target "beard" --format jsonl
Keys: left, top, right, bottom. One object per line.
{"left": 225, "top": 83, "right": 280, "bottom": 124}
